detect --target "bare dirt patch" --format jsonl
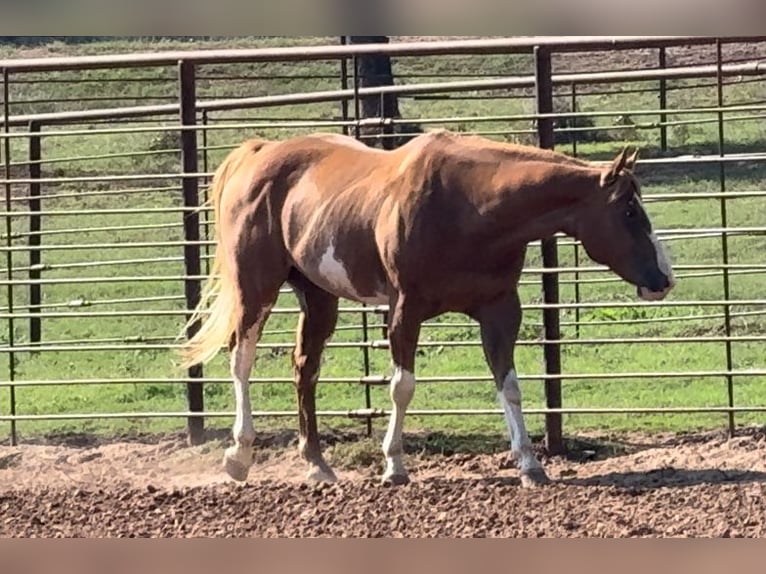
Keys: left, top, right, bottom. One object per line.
{"left": 1, "top": 427, "right": 765, "bottom": 537}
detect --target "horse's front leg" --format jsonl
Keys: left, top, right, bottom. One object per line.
{"left": 473, "top": 290, "right": 550, "bottom": 487}
{"left": 380, "top": 292, "right": 422, "bottom": 485}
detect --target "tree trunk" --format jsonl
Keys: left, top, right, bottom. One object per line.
{"left": 345, "top": 36, "right": 421, "bottom": 149}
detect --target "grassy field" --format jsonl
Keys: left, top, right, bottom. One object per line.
{"left": 1, "top": 36, "right": 766, "bottom": 444}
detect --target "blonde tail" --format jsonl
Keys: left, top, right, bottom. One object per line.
{"left": 178, "top": 138, "right": 270, "bottom": 369}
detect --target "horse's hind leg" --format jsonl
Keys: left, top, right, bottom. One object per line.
{"left": 289, "top": 273, "right": 339, "bottom": 483}
{"left": 223, "top": 244, "right": 288, "bottom": 482}
{"left": 223, "top": 303, "right": 276, "bottom": 481}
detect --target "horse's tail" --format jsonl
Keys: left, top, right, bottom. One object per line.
{"left": 178, "top": 138, "right": 270, "bottom": 369}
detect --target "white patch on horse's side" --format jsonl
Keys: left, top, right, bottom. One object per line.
{"left": 498, "top": 369, "right": 543, "bottom": 473}
{"left": 317, "top": 241, "right": 387, "bottom": 304}
{"left": 318, "top": 241, "right": 358, "bottom": 297}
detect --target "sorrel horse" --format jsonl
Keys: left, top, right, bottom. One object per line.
{"left": 179, "top": 130, "right": 675, "bottom": 487}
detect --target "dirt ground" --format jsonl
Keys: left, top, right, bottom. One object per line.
{"left": 1, "top": 427, "right": 765, "bottom": 537}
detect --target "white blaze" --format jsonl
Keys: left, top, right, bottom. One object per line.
{"left": 649, "top": 231, "right": 674, "bottom": 282}
{"left": 637, "top": 197, "right": 675, "bottom": 301}
{"left": 638, "top": 233, "right": 674, "bottom": 301}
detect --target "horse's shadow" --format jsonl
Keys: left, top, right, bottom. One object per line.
{"left": 556, "top": 467, "right": 766, "bottom": 489}
{"left": 436, "top": 467, "right": 766, "bottom": 494}
{"left": 431, "top": 467, "right": 766, "bottom": 491}
{"left": 400, "top": 428, "right": 766, "bottom": 490}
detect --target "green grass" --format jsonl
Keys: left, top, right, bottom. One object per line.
{"left": 1, "top": 37, "right": 766, "bottom": 443}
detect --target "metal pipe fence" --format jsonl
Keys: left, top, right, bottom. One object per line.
{"left": 2, "top": 36, "right": 766, "bottom": 450}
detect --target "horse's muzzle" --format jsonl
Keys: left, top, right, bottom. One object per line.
{"left": 637, "top": 272, "right": 675, "bottom": 301}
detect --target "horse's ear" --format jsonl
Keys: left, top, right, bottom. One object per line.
{"left": 600, "top": 147, "right": 630, "bottom": 188}
{"left": 625, "top": 148, "right": 640, "bottom": 171}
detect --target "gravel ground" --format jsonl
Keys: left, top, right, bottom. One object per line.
{"left": 1, "top": 427, "right": 765, "bottom": 537}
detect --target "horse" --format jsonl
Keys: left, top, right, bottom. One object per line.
{"left": 179, "top": 129, "right": 675, "bottom": 487}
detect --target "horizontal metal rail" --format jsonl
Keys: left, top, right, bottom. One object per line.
{"left": 0, "top": 240, "right": 210, "bottom": 251}
{"left": 4, "top": 186, "right": 181, "bottom": 204}
{"left": 2, "top": 405, "right": 766, "bottom": 424}
{"left": 5, "top": 98, "right": 766, "bottom": 142}
{"left": 0, "top": 304, "right": 762, "bottom": 329}
{"left": 3, "top": 150, "right": 766, "bottom": 188}
{"left": 18, "top": 196, "right": 766, "bottom": 219}
{"left": 1, "top": 266, "right": 762, "bottom": 293}
{"left": 4, "top": 368, "right": 766, "bottom": 389}
{"left": 4, "top": 112, "right": 766, "bottom": 173}
{"left": 5, "top": 297, "right": 764, "bottom": 319}
{"left": 2, "top": 223, "right": 765, "bottom": 246}
{"left": 3, "top": 206, "right": 199, "bottom": 217}
{"left": 3, "top": 37, "right": 757, "bottom": 72}
{"left": 6, "top": 260, "right": 766, "bottom": 276}
{"left": 3, "top": 334, "right": 766, "bottom": 355}
{"left": 2, "top": 58, "right": 766, "bottom": 128}
{"left": 4, "top": 222, "right": 183, "bottom": 240}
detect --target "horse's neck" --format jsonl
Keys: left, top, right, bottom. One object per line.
{"left": 490, "top": 162, "right": 600, "bottom": 245}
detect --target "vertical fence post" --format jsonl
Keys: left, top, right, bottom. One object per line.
{"left": 178, "top": 60, "right": 205, "bottom": 446}
{"left": 27, "top": 121, "right": 41, "bottom": 347}
{"left": 2, "top": 68, "right": 17, "bottom": 445}
{"left": 570, "top": 83, "right": 581, "bottom": 339}
{"left": 201, "top": 109, "right": 210, "bottom": 277}
{"left": 715, "top": 39, "right": 735, "bottom": 436}
{"left": 339, "top": 36, "right": 350, "bottom": 137}
{"left": 570, "top": 83, "right": 578, "bottom": 158}
{"left": 658, "top": 47, "right": 668, "bottom": 152}
{"left": 534, "top": 46, "right": 564, "bottom": 455}
{"left": 349, "top": 52, "right": 374, "bottom": 438}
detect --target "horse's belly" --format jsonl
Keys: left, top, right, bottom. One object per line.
{"left": 317, "top": 244, "right": 388, "bottom": 304}
{"left": 294, "top": 238, "right": 389, "bottom": 305}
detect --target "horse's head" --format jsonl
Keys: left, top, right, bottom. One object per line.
{"left": 573, "top": 148, "right": 675, "bottom": 301}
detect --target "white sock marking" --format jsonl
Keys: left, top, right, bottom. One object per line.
{"left": 382, "top": 367, "right": 416, "bottom": 478}
{"left": 228, "top": 323, "right": 260, "bottom": 464}
{"left": 498, "top": 369, "right": 541, "bottom": 473}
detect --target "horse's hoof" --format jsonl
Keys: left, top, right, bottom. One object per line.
{"left": 223, "top": 448, "right": 252, "bottom": 482}
{"left": 520, "top": 467, "right": 551, "bottom": 488}
{"left": 381, "top": 472, "right": 410, "bottom": 486}
{"left": 307, "top": 465, "right": 338, "bottom": 484}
